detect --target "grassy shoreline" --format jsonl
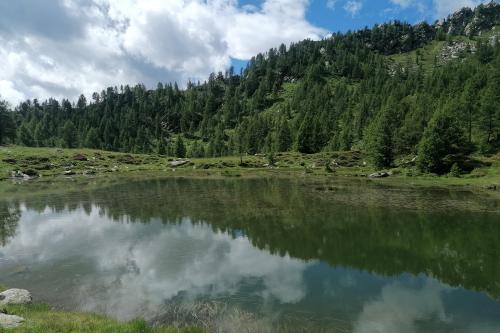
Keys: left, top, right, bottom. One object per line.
{"left": 1, "top": 303, "right": 202, "bottom": 333}
{"left": 1, "top": 145, "right": 499, "bottom": 192}
{"left": 0, "top": 285, "right": 201, "bottom": 333}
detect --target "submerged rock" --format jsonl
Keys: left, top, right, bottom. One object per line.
{"left": 0, "top": 313, "right": 25, "bottom": 328}
{"left": 0, "top": 289, "right": 32, "bottom": 305}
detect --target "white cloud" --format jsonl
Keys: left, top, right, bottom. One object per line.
{"left": 344, "top": 0, "right": 363, "bottom": 16}
{"left": 326, "top": 0, "right": 338, "bottom": 10}
{"left": 432, "top": 0, "right": 492, "bottom": 18}
{"left": 387, "top": 0, "right": 427, "bottom": 14}
{"left": 353, "top": 281, "right": 449, "bottom": 333}
{"left": 389, "top": 0, "right": 414, "bottom": 8}
{"left": 0, "top": 205, "right": 312, "bottom": 320}
{"left": 0, "top": 0, "right": 327, "bottom": 105}
{"left": 0, "top": 80, "right": 25, "bottom": 105}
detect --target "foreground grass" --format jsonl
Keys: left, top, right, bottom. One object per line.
{"left": 0, "top": 297, "right": 201, "bottom": 333}
{"left": 0, "top": 145, "right": 499, "bottom": 191}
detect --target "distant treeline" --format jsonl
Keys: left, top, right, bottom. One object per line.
{"left": 1, "top": 2, "right": 499, "bottom": 174}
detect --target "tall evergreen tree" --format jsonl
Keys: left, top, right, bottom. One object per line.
{"left": 84, "top": 128, "right": 101, "bottom": 149}
{"left": 175, "top": 136, "right": 186, "bottom": 158}
{"left": 0, "top": 100, "right": 15, "bottom": 144}
{"left": 364, "top": 108, "right": 394, "bottom": 169}
{"left": 61, "top": 120, "right": 78, "bottom": 148}
{"left": 417, "top": 108, "right": 467, "bottom": 174}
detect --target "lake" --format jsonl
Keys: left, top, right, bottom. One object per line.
{"left": 1, "top": 177, "right": 500, "bottom": 332}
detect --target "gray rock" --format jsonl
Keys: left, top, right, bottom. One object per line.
{"left": 170, "top": 160, "right": 190, "bottom": 167}
{"left": 10, "top": 171, "right": 38, "bottom": 180}
{"left": 0, "top": 313, "right": 25, "bottom": 328}
{"left": 368, "top": 172, "right": 390, "bottom": 178}
{"left": 63, "top": 170, "right": 76, "bottom": 176}
{"left": 0, "top": 289, "right": 32, "bottom": 305}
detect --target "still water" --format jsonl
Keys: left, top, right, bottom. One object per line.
{"left": 1, "top": 178, "right": 500, "bottom": 332}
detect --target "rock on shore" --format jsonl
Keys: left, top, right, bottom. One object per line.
{"left": 0, "top": 288, "right": 31, "bottom": 329}
{"left": 0, "top": 289, "right": 32, "bottom": 305}
{"left": 0, "top": 313, "right": 25, "bottom": 328}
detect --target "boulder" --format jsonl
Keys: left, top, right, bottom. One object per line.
{"left": 73, "top": 154, "right": 88, "bottom": 161}
{"left": 170, "top": 160, "right": 190, "bottom": 167}
{"left": 368, "top": 172, "right": 390, "bottom": 178}
{"left": 0, "top": 313, "right": 25, "bottom": 328}
{"left": 10, "top": 170, "right": 38, "bottom": 180}
{"left": 0, "top": 289, "right": 32, "bottom": 305}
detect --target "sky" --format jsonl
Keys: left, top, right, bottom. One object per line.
{"left": 0, "top": 0, "right": 496, "bottom": 105}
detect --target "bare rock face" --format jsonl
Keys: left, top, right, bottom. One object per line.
{"left": 0, "top": 313, "right": 25, "bottom": 328}
{"left": 0, "top": 289, "right": 32, "bottom": 306}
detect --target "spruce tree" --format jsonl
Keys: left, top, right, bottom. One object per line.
{"left": 275, "top": 119, "right": 292, "bottom": 152}
{"left": 0, "top": 100, "right": 15, "bottom": 144}
{"left": 364, "top": 109, "right": 393, "bottom": 169}
{"left": 18, "top": 124, "right": 34, "bottom": 147}
{"left": 175, "top": 136, "right": 186, "bottom": 158}
{"left": 417, "top": 108, "right": 467, "bottom": 174}
{"left": 84, "top": 128, "right": 101, "bottom": 149}
{"left": 61, "top": 120, "right": 78, "bottom": 148}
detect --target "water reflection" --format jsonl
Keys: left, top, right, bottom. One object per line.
{"left": 1, "top": 178, "right": 500, "bottom": 331}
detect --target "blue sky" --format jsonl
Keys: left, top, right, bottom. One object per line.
{"left": 0, "top": 0, "right": 495, "bottom": 104}
{"left": 240, "top": 0, "right": 440, "bottom": 33}
{"left": 230, "top": 0, "right": 495, "bottom": 72}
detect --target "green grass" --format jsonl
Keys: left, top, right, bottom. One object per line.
{"left": 1, "top": 303, "right": 202, "bottom": 333}
{"left": 0, "top": 285, "right": 200, "bottom": 333}
{"left": 389, "top": 27, "right": 500, "bottom": 74}
{"left": 1, "top": 145, "right": 499, "bottom": 192}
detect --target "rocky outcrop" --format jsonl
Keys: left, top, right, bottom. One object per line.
{"left": 0, "top": 289, "right": 32, "bottom": 305}
{"left": 0, "top": 313, "right": 24, "bottom": 328}
{"left": 437, "top": 2, "right": 500, "bottom": 36}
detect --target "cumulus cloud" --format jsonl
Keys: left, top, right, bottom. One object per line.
{"left": 432, "top": 0, "right": 492, "bottom": 18}
{"left": 389, "top": 0, "right": 415, "bottom": 8}
{"left": 0, "top": 205, "right": 312, "bottom": 320}
{"left": 344, "top": 0, "right": 363, "bottom": 16}
{"left": 0, "top": 0, "right": 326, "bottom": 105}
{"left": 353, "top": 281, "right": 449, "bottom": 333}
{"left": 326, "top": 0, "right": 338, "bottom": 10}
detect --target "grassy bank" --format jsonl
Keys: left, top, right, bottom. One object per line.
{"left": 1, "top": 145, "right": 499, "bottom": 190}
{"left": 1, "top": 304, "right": 202, "bottom": 333}
{"left": 0, "top": 286, "right": 201, "bottom": 333}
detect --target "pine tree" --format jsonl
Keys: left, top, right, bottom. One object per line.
{"left": 156, "top": 136, "right": 167, "bottom": 155}
{"left": 296, "top": 114, "right": 316, "bottom": 154}
{"left": 0, "top": 100, "right": 15, "bottom": 144}
{"left": 478, "top": 87, "right": 499, "bottom": 152}
{"left": 275, "top": 119, "right": 292, "bottom": 152}
{"left": 364, "top": 109, "right": 394, "bottom": 169}
{"left": 84, "top": 128, "right": 101, "bottom": 149}
{"left": 17, "top": 124, "right": 34, "bottom": 147}
{"left": 61, "top": 120, "right": 78, "bottom": 148}
{"left": 175, "top": 136, "right": 186, "bottom": 158}
{"left": 417, "top": 108, "right": 467, "bottom": 174}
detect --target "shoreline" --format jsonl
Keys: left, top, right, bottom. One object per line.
{"left": 1, "top": 145, "right": 499, "bottom": 194}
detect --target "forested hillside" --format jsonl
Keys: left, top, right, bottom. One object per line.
{"left": 1, "top": 2, "right": 499, "bottom": 174}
